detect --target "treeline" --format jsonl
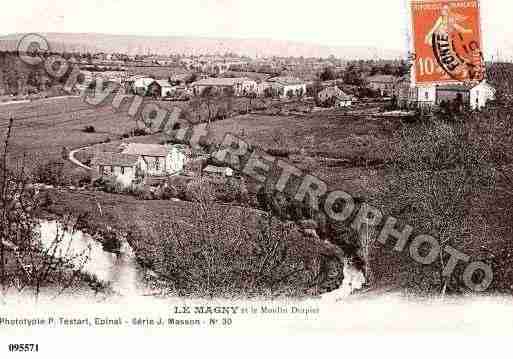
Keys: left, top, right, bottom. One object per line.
{"left": 0, "top": 51, "right": 69, "bottom": 96}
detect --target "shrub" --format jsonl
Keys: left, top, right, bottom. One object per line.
{"left": 155, "top": 185, "right": 178, "bottom": 200}
{"left": 126, "top": 208, "right": 343, "bottom": 297}
{"left": 167, "top": 176, "right": 192, "bottom": 199}
{"left": 38, "top": 190, "right": 56, "bottom": 207}
{"left": 212, "top": 178, "right": 240, "bottom": 203}
{"left": 83, "top": 125, "right": 96, "bottom": 133}
{"left": 132, "top": 128, "right": 148, "bottom": 136}
{"left": 69, "top": 168, "right": 91, "bottom": 187}
{"left": 126, "top": 182, "right": 143, "bottom": 196}
{"left": 185, "top": 178, "right": 215, "bottom": 203}
{"left": 121, "top": 128, "right": 148, "bottom": 138}
{"left": 103, "top": 177, "right": 122, "bottom": 193}
{"left": 34, "top": 161, "right": 68, "bottom": 186}
{"left": 93, "top": 175, "right": 126, "bottom": 194}
{"left": 136, "top": 187, "right": 154, "bottom": 200}
{"left": 266, "top": 148, "right": 290, "bottom": 158}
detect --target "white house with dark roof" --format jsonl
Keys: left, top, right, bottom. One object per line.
{"left": 121, "top": 143, "right": 185, "bottom": 176}
{"left": 90, "top": 152, "right": 143, "bottom": 183}
{"left": 203, "top": 165, "right": 234, "bottom": 178}
{"left": 147, "top": 79, "right": 174, "bottom": 98}
{"left": 191, "top": 77, "right": 257, "bottom": 96}
{"left": 132, "top": 77, "right": 155, "bottom": 96}
{"left": 366, "top": 75, "right": 399, "bottom": 96}
{"left": 317, "top": 86, "right": 355, "bottom": 107}
{"left": 396, "top": 75, "right": 496, "bottom": 110}
{"left": 436, "top": 81, "right": 496, "bottom": 110}
{"left": 267, "top": 77, "right": 307, "bottom": 98}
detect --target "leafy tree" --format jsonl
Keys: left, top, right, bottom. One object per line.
{"left": 395, "top": 60, "right": 410, "bottom": 77}
{"left": 344, "top": 66, "right": 363, "bottom": 86}
{"left": 245, "top": 91, "right": 257, "bottom": 112}
{"left": 320, "top": 67, "right": 336, "bottom": 82}
{"left": 309, "top": 80, "right": 323, "bottom": 105}
{"left": 185, "top": 73, "right": 198, "bottom": 84}
{"left": 200, "top": 86, "right": 218, "bottom": 124}
{"left": 382, "top": 63, "right": 393, "bottom": 75}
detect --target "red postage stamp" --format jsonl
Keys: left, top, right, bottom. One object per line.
{"left": 410, "top": 0, "right": 485, "bottom": 85}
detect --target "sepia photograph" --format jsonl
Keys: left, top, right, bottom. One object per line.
{"left": 0, "top": 0, "right": 512, "bottom": 356}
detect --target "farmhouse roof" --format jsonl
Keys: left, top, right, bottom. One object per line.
{"left": 336, "top": 90, "right": 354, "bottom": 101}
{"left": 268, "top": 77, "right": 305, "bottom": 86}
{"left": 170, "top": 73, "right": 191, "bottom": 82}
{"left": 133, "top": 77, "right": 155, "bottom": 87}
{"left": 191, "top": 77, "right": 252, "bottom": 87}
{"left": 436, "top": 83, "right": 474, "bottom": 92}
{"left": 367, "top": 75, "right": 398, "bottom": 84}
{"left": 320, "top": 86, "right": 342, "bottom": 96}
{"left": 319, "top": 86, "right": 353, "bottom": 101}
{"left": 436, "top": 80, "right": 496, "bottom": 92}
{"left": 203, "top": 165, "right": 233, "bottom": 175}
{"left": 90, "top": 152, "right": 140, "bottom": 167}
{"left": 155, "top": 79, "right": 173, "bottom": 87}
{"left": 121, "top": 143, "right": 169, "bottom": 157}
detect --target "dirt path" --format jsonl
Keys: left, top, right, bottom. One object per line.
{"left": 69, "top": 147, "right": 91, "bottom": 170}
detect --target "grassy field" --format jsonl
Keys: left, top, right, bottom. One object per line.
{"left": 207, "top": 110, "right": 392, "bottom": 195}
{"left": 0, "top": 96, "right": 138, "bottom": 172}
{"left": 3, "top": 64, "right": 513, "bottom": 297}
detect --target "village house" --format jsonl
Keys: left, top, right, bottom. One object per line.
{"left": 366, "top": 74, "right": 398, "bottom": 96}
{"left": 169, "top": 73, "right": 191, "bottom": 86}
{"left": 147, "top": 79, "right": 174, "bottom": 98}
{"left": 436, "top": 81, "right": 496, "bottom": 110}
{"left": 317, "top": 86, "right": 355, "bottom": 107}
{"left": 90, "top": 152, "right": 142, "bottom": 183}
{"left": 257, "top": 81, "right": 273, "bottom": 97}
{"left": 121, "top": 143, "right": 185, "bottom": 176}
{"left": 336, "top": 92, "right": 355, "bottom": 108}
{"left": 191, "top": 77, "right": 258, "bottom": 96}
{"left": 267, "top": 77, "right": 307, "bottom": 98}
{"left": 145, "top": 56, "right": 175, "bottom": 66}
{"left": 132, "top": 77, "right": 155, "bottom": 96}
{"left": 414, "top": 84, "right": 438, "bottom": 109}
{"left": 202, "top": 165, "right": 234, "bottom": 178}
{"left": 396, "top": 75, "right": 496, "bottom": 110}
{"left": 77, "top": 71, "right": 94, "bottom": 92}
{"left": 209, "top": 62, "right": 230, "bottom": 75}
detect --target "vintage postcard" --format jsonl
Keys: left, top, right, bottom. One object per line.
{"left": 0, "top": 0, "right": 512, "bottom": 357}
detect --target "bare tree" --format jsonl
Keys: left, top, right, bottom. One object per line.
{"left": 0, "top": 118, "right": 94, "bottom": 302}
{"left": 126, "top": 177, "right": 341, "bottom": 298}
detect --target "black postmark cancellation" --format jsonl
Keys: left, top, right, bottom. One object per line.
{"left": 432, "top": 31, "right": 485, "bottom": 83}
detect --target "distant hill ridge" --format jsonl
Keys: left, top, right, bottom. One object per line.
{"left": 0, "top": 32, "right": 404, "bottom": 59}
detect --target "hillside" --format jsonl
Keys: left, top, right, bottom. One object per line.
{"left": 0, "top": 32, "right": 404, "bottom": 59}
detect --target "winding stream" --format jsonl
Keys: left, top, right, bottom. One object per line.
{"left": 37, "top": 220, "right": 144, "bottom": 296}
{"left": 36, "top": 220, "right": 364, "bottom": 299}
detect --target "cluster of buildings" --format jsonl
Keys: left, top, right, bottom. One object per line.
{"left": 364, "top": 74, "right": 496, "bottom": 111}
{"left": 317, "top": 86, "right": 356, "bottom": 107}
{"left": 394, "top": 76, "right": 496, "bottom": 111}
{"left": 77, "top": 54, "right": 496, "bottom": 111}
{"left": 188, "top": 76, "right": 308, "bottom": 98}
{"left": 123, "top": 74, "right": 309, "bottom": 99}
{"left": 180, "top": 56, "right": 249, "bottom": 75}
{"left": 90, "top": 143, "right": 187, "bottom": 184}
{"left": 89, "top": 142, "right": 234, "bottom": 187}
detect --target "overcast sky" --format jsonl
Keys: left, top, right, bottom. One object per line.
{"left": 1, "top": 0, "right": 511, "bottom": 59}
